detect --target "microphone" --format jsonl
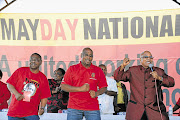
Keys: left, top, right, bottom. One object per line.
{"left": 149, "top": 64, "right": 153, "bottom": 72}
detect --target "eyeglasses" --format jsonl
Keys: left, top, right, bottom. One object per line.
{"left": 141, "top": 56, "right": 154, "bottom": 59}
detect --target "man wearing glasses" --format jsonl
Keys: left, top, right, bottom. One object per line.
{"left": 7, "top": 53, "right": 51, "bottom": 120}
{"left": 114, "top": 51, "right": 175, "bottom": 120}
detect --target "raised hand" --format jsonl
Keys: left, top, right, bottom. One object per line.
{"left": 120, "top": 58, "right": 131, "bottom": 71}
{"left": 122, "top": 58, "right": 130, "bottom": 67}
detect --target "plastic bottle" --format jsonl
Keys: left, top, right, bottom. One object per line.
{"left": 99, "top": 104, "right": 102, "bottom": 113}
{"left": 168, "top": 105, "right": 173, "bottom": 116}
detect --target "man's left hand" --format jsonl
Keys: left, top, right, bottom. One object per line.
{"left": 89, "top": 90, "right": 97, "bottom": 98}
{"left": 150, "top": 71, "right": 162, "bottom": 81}
{"left": 38, "top": 108, "right": 44, "bottom": 115}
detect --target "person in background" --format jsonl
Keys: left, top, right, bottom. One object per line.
{"left": 61, "top": 47, "right": 107, "bottom": 120}
{"left": 113, "top": 80, "right": 128, "bottom": 115}
{"left": 114, "top": 51, "right": 175, "bottom": 120}
{"left": 47, "top": 68, "right": 69, "bottom": 113}
{"left": 7, "top": 53, "right": 51, "bottom": 120}
{"left": 0, "top": 69, "right": 11, "bottom": 110}
{"left": 98, "top": 64, "right": 118, "bottom": 115}
{"left": 173, "top": 97, "right": 180, "bottom": 116}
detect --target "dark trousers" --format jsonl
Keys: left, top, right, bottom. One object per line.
{"left": 141, "top": 111, "right": 148, "bottom": 120}
{"left": 114, "top": 104, "right": 126, "bottom": 115}
{"left": 47, "top": 107, "right": 59, "bottom": 113}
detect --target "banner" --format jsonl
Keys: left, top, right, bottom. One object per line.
{"left": 0, "top": 9, "right": 180, "bottom": 107}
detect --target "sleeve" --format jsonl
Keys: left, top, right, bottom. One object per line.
{"left": 176, "top": 98, "right": 180, "bottom": 106}
{"left": 159, "top": 69, "right": 175, "bottom": 87}
{"left": 0, "top": 83, "right": 11, "bottom": 104}
{"left": 114, "top": 66, "right": 131, "bottom": 82}
{"left": 61, "top": 67, "right": 73, "bottom": 85}
{"left": 48, "top": 79, "right": 53, "bottom": 95}
{"left": 109, "top": 80, "right": 118, "bottom": 92}
{"left": 40, "top": 75, "right": 51, "bottom": 99}
{"left": 6, "top": 68, "right": 20, "bottom": 86}
{"left": 122, "top": 83, "right": 129, "bottom": 105}
{"left": 97, "top": 68, "right": 108, "bottom": 89}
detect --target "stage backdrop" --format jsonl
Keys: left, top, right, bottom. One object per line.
{"left": 0, "top": 9, "right": 179, "bottom": 108}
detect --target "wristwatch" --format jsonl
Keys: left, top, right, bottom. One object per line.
{"left": 40, "top": 107, "right": 45, "bottom": 110}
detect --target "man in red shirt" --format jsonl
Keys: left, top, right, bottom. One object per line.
{"left": 0, "top": 69, "right": 11, "bottom": 110}
{"left": 61, "top": 47, "right": 108, "bottom": 120}
{"left": 7, "top": 53, "right": 51, "bottom": 120}
{"left": 114, "top": 51, "right": 175, "bottom": 120}
{"left": 173, "top": 98, "right": 180, "bottom": 116}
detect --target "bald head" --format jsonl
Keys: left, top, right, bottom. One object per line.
{"left": 140, "top": 51, "right": 152, "bottom": 58}
{"left": 82, "top": 47, "right": 93, "bottom": 55}
{"left": 81, "top": 47, "right": 93, "bottom": 68}
{"left": 99, "top": 64, "right": 107, "bottom": 76}
{"left": 140, "top": 51, "right": 153, "bottom": 68}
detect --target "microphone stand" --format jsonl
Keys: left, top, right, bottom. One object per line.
{"left": 149, "top": 64, "right": 163, "bottom": 120}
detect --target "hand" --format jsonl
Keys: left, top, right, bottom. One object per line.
{"left": 79, "top": 83, "right": 89, "bottom": 92}
{"left": 89, "top": 90, "right": 97, "bottom": 98}
{"left": 150, "top": 71, "right": 162, "bottom": 81}
{"left": 122, "top": 58, "right": 130, "bottom": 67}
{"left": 115, "top": 106, "right": 121, "bottom": 112}
{"left": 38, "top": 108, "right": 44, "bottom": 115}
{"left": 120, "top": 58, "right": 130, "bottom": 71}
{"left": 15, "top": 93, "right": 24, "bottom": 101}
{"left": 55, "top": 87, "right": 60, "bottom": 92}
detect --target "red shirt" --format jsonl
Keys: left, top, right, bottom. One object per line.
{"left": 7, "top": 67, "right": 51, "bottom": 117}
{"left": 0, "top": 81, "right": 11, "bottom": 110}
{"left": 177, "top": 98, "right": 180, "bottom": 116}
{"left": 61, "top": 62, "right": 107, "bottom": 110}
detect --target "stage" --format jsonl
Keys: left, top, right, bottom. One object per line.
{"left": 0, "top": 112, "right": 179, "bottom": 120}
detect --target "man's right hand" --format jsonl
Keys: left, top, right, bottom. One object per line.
{"left": 120, "top": 58, "right": 130, "bottom": 71}
{"left": 115, "top": 106, "right": 121, "bottom": 112}
{"left": 123, "top": 58, "right": 130, "bottom": 67}
{"left": 15, "top": 93, "right": 24, "bottom": 101}
{"left": 79, "top": 83, "right": 89, "bottom": 92}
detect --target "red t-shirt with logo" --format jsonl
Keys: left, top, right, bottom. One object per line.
{"left": 61, "top": 62, "right": 107, "bottom": 110}
{"left": 7, "top": 67, "right": 51, "bottom": 117}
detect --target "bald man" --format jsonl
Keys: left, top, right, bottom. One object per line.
{"left": 114, "top": 51, "right": 175, "bottom": 120}
{"left": 61, "top": 47, "right": 107, "bottom": 120}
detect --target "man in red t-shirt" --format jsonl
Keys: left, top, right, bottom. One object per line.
{"left": 7, "top": 53, "right": 51, "bottom": 120}
{"left": 0, "top": 69, "right": 11, "bottom": 110}
{"left": 61, "top": 47, "right": 108, "bottom": 120}
{"left": 173, "top": 98, "right": 180, "bottom": 116}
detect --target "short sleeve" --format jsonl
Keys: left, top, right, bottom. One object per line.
{"left": 97, "top": 68, "right": 108, "bottom": 89}
{"left": 40, "top": 75, "right": 51, "bottom": 99}
{"left": 177, "top": 98, "right": 180, "bottom": 106}
{"left": 107, "top": 79, "right": 118, "bottom": 92}
{"left": 61, "top": 66, "right": 73, "bottom": 85}
{"left": 6, "top": 68, "right": 21, "bottom": 86}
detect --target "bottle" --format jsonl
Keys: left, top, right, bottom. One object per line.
{"left": 99, "top": 104, "right": 102, "bottom": 113}
{"left": 168, "top": 105, "right": 173, "bottom": 116}
{"left": 62, "top": 109, "right": 67, "bottom": 113}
